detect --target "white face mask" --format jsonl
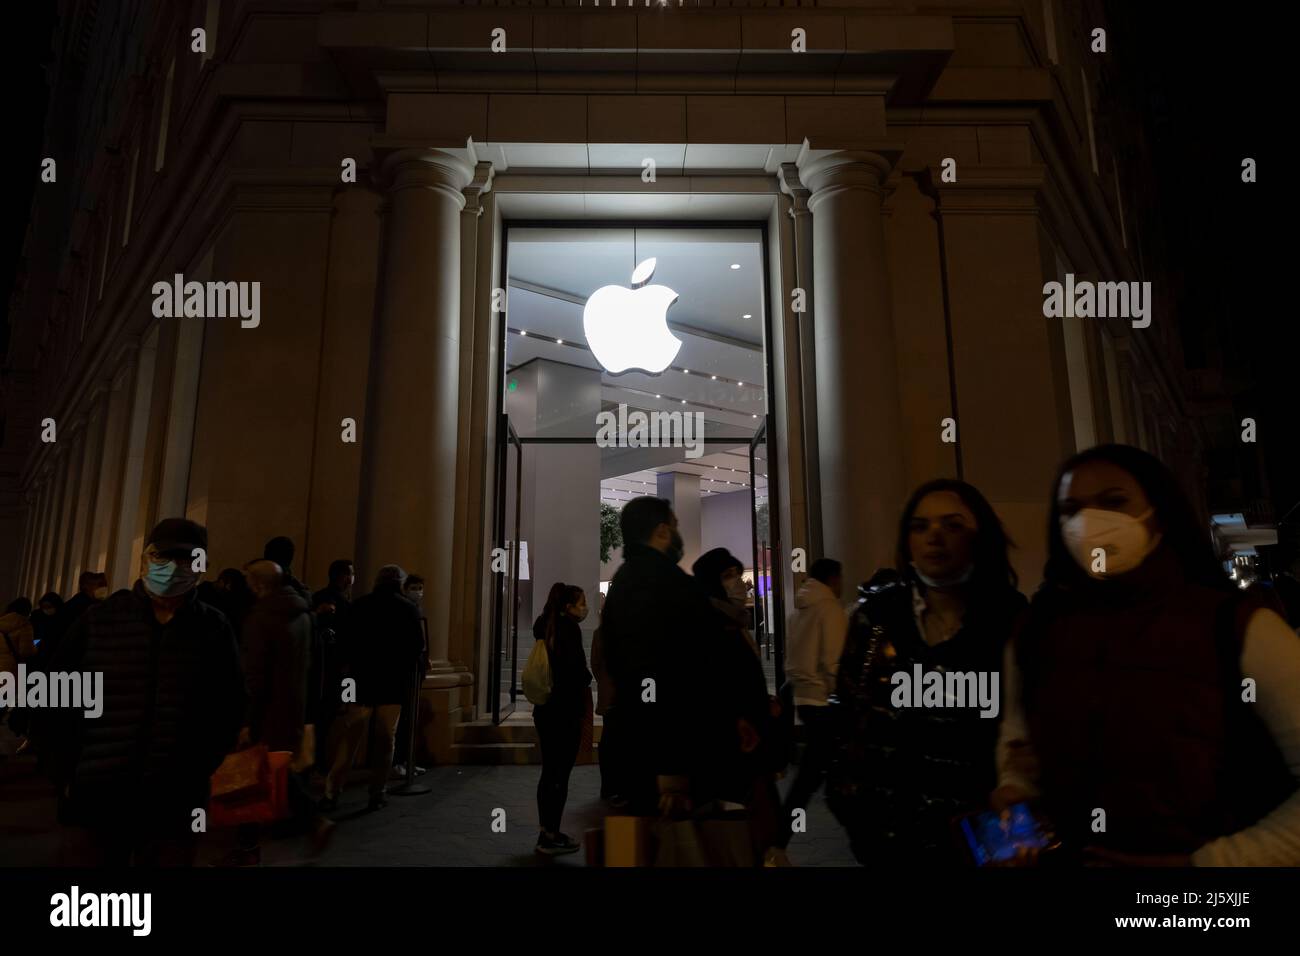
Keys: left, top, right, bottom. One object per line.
{"left": 911, "top": 562, "right": 974, "bottom": 589}
{"left": 1061, "top": 508, "right": 1157, "bottom": 578}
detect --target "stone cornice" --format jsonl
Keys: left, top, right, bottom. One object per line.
{"left": 320, "top": 8, "right": 954, "bottom": 104}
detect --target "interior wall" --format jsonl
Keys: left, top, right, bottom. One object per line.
{"left": 701, "top": 488, "right": 754, "bottom": 568}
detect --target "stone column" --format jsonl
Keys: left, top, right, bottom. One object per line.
{"left": 778, "top": 163, "right": 822, "bottom": 562}
{"left": 657, "top": 471, "right": 703, "bottom": 572}
{"left": 68, "top": 396, "right": 108, "bottom": 583}
{"left": 799, "top": 149, "right": 906, "bottom": 591}
{"left": 359, "top": 147, "right": 474, "bottom": 762}
{"left": 445, "top": 162, "right": 493, "bottom": 678}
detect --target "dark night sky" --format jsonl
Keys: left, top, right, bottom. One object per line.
{"left": 0, "top": 3, "right": 1292, "bottom": 545}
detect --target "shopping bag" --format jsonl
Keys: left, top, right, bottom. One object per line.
{"left": 576, "top": 690, "right": 595, "bottom": 765}
{"left": 209, "top": 751, "right": 293, "bottom": 827}
{"left": 654, "top": 814, "right": 755, "bottom": 867}
{"left": 211, "top": 743, "right": 268, "bottom": 798}
{"left": 521, "top": 639, "right": 553, "bottom": 705}
{"left": 604, "top": 815, "right": 654, "bottom": 867}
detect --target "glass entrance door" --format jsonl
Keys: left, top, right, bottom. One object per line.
{"left": 490, "top": 416, "right": 524, "bottom": 723}
{"left": 749, "top": 417, "right": 785, "bottom": 696}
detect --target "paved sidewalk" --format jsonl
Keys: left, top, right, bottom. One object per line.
{"left": 0, "top": 752, "right": 857, "bottom": 867}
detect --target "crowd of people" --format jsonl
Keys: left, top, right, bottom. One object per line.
{"left": 536, "top": 443, "right": 1300, "bottom": 867}
{"left": 2, "top": 441, "right": 1298, "bottom": 867}
{"left": 0, "top": 524, "right": 429, "bottom": 866}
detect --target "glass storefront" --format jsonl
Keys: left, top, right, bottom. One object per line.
{"left": 487, "top": 223, "right": 783, "bottom": 720}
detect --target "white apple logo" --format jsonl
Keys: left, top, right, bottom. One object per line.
{"left": 583, "top": 258, "right": 682, "bottom": 374}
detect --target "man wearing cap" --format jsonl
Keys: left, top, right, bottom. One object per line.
{"left": 41, "top": 518, "right": 247, "bottom": 866}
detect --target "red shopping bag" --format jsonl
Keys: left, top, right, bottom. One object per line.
{"left": 209, "top": 750, "right": 292, "bottom": 827}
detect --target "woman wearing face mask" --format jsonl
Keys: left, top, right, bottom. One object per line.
{"left": 692, "top": 547, "right": 785, "bottom": 863}
{"left": 994, "top": 444, "right": 1300, "bottom": 866}
{"left": 826, "top": 479, "right": 1026, "bottom": 866}
{"left": 531, "top": 583, "right": 592, "bottom": 856}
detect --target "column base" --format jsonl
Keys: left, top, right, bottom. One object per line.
{"left": 416, "top": 670, "right": 474, "bottom": 764}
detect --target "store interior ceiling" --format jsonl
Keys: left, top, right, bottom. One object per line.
{"left": 504, "top": 227, "right": 770, "bottom": 508}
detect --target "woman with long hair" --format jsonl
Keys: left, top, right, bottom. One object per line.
{"left": 827, "top": 478, "right": 1026, "bottom": 865}
{"left": 532, "top": 582, "right": 592, "bottom": 856}
{"left": 994, "top": 444, "right": 1299, "bottom": 865}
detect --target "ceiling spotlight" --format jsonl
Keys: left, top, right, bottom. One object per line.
{"left": 680, "top": 399, "right": 686, "bottom": 404}
{"left": 519, "top": 330, "right": 528, "bottom": 337}
{"left": 655, "top": 394, "right": 661, "bottom": 399}
{"left": 729, "top": 264, "right": 740, "bottom": 270}
{"left": 752, "top": 414, "right": 758, "bottom": 418}
{"left": 556, "top": 338, "right": 564, "bottom": 345}
{"left": 711, "top": 375, "right": 717, "bottom": 380}
{"left": 743, "top": 313, "right": 752, "bottom": 319}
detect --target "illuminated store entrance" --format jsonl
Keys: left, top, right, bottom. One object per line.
{"left": 488, "top": 223, "right": 785, "bottom": 722}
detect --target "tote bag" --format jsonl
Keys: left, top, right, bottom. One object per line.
{"left": 521, "top": 638, "right": 553, "bottom": 706}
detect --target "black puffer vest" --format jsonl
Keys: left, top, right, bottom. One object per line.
{"left": 828, "top": 573, "right": 1025, "bottom": 864}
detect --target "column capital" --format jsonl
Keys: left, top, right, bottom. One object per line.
{"left": 797, "top": 148, "right": 898, "bottom": 211}
{"left": 777, "top": 163, "right": 811, "bottom": 215}
{"left": 463, "top": 161, "right": 495, "bottom": 217}
{"left": 371, "top": 144, "right": 476, "bottom": 209}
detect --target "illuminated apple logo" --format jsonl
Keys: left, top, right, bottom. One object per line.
{"left": 583, "top": 258, "right": 682, "bottom": 374}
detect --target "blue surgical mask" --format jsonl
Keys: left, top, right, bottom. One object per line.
{"left": 143, "top": 558, "right": 199, "bottom": 598}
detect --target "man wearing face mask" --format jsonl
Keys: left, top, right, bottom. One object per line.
{"left": 41, "top": 518, "right": 246, "bottom": 866}
{"left": 599, "top": 497, "right": 739, "bottom": 819}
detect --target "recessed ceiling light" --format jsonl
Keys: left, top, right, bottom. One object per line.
{"left": 711, "top": 375, "right": 717, "bottom": 380}
{"left": 752, "top": 414, "right": 758, "bottom": 418}
{"left": 556, "top": 338, "right": 563, "bottom": 345}
{"left": 743, "top": 313, "right": 752, "bottom": 319}
{"left": 520, "top": 330, "right": 528, "bottom": 336}
{"left": 680, "top": 399, "right": 686, "bottom": 404}
{"left": 729, "top": 264, "right": 740, "bottom": 270}
{"left": 737, "top": 381, "right": 744, "bottom": 387}
{"left": 655, "top": 394, "right": 661, "bottom": 399}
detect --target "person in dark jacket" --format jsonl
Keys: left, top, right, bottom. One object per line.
{"left": 531, "top": 583, "right": 593, "bottom": 855}
{"left": 197, "top": 568, "right": 254, "bottom": 639}
{"left": 220, "top": 560, "right": 328, "bottom": 865}
{"left": 826, "top": 479, "right": 1026, "bottom": 867}
{"left": 263, "top": 535, "right": 311, "bottom": 603}
{"left": 50, "top": 571, "right": 109, "bottom": 656}
{"left": 321, "top": 565, "right": 425, "bottom": 811}
{"left": 41, "top": 518, "right": 246, "bottom": 866}
{"left": 598, "top": 496, "right": 741, "bottom": 817}
{"left": 29, "top": 591, "right": 64, "bottom": 667}
{"left": 311, "top": 559, "right": 354, "bottom": 769}
{"left": 692, "top": 547, "right": 786, "bottom": 863}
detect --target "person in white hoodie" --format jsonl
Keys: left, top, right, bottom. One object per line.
{"left": 775, "top": 558, "right": 847, "bottom": 854}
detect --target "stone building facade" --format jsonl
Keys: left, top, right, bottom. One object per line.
{"left": 1, "top": 0, "right": 1221, "bottom": 752}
